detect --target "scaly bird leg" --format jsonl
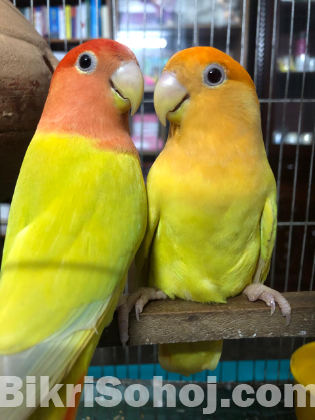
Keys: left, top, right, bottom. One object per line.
{"left": 116, "top": 288, "right": 168, "bottom": 347}
{"left": 243, "top": 284, "right": 291, "bottom": 326}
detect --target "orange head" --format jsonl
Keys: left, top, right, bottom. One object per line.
{"left": 154, "top": 47, "right": 260, "bottom": 134}
{"left": 37, "top": 39, "right": 143, "bottom": 150}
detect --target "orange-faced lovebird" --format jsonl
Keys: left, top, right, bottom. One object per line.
{"left": 135, "top": 47, "right": 291, "bottom": 376}
{"left": 0, "top": 39, "right": 146, "bottom": 419}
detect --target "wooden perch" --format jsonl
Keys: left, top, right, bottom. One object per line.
{"left": 100, "top": 291, "right": 315, "bottom": 347}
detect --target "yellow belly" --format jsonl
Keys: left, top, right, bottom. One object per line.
{"left": 147, "top": 145, "right": 267, "bottom": 303}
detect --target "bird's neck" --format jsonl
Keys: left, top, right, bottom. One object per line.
{"left": 168, "top": 89, "right": 264, "bottom": 160}
{"left": 168, "top": 109, "right": 265, "bottom": 166}
{"left": 37, "top": 83, "right": 137, "bottom": 156}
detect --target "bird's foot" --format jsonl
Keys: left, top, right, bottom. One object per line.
{"left": 116, "top": 287, "right": 168, "bottom": 347}
{"left": 243, "top": 284, "right": 291, "bottom": 326}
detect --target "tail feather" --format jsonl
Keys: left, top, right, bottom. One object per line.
{"left": 159, "top": 340, "right": 223, "bottom": 377}
{"left": 63, "top": 374, "right": 85, "bottom": 420}
{"left": 3, "top": 282, "right": 125, "bottom": 420}
{"left": 29, "top": 333, "right": 97, "bottom": 420}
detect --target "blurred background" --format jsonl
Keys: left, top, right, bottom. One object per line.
{"left": 0, "top": 0, "right": 314, "bottom": 418}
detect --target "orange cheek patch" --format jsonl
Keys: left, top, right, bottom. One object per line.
{"left": 37, "top": 38, "right": 140, "bottom": 158}
{"left": 37, "top": 71, "right": 139, "bottom": 157}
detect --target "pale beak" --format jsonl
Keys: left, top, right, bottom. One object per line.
{"left": 154, "top": 71, "right": 189, "bottom": 126}
{"left": 110, "top": 61, "right": 144, "bottom": 115}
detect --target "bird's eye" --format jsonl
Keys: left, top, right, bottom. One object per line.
{"left": 204, "top": 64, "right": 225, "bottom": 87}
{"left": 76, "top": 52, "right": 97, "bottom": 73}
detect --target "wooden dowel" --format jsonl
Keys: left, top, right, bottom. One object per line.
{"left": 99, "top": 291, "right": 315, "bottom": 347}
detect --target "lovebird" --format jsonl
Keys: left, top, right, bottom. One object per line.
{"left": 135, "top": 47, "right": 291, "bottom": 376}
{"left": 0, "top": 39, "right": 146, "bottom": 419}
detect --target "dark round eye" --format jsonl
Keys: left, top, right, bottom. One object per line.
{"left": 79, "top": 54, "right": 91, "bottom": 68}
{"left": 76, "top": 52, "right": 97, "bottom": 73}
{"left": 204, "top": 64, "right": 225, "bottom": 86}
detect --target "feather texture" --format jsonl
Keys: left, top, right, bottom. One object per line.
{"left": 137, "top": 47, "right": 276, "bottom": 376}
{"left": 0, "top": 132, "right": 146, "bottom": 418}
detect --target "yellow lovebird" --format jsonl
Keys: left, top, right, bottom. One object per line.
{"left": 0, "top": 39, "right": 146, "bottom": 419}
{"left": 135, "top": 47, "right": 291, "bottom": 376}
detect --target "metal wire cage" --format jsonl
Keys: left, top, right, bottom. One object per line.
{"left": 1, "top": 0, "right": 315, "bottom": 418}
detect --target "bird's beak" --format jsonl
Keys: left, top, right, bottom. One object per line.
{"left": 154, "top": 71, "right": 189, "bottom": 126}
{"left": 110, "top": 61, "right": 144, "bottom": 115}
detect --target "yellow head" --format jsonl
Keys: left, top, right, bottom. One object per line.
{"left": 154, "top": 47, "right": 261, "bottom": 137}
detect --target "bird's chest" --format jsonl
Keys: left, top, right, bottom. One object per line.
{"left": 160, "top": 158, "right": 266, "bottom": 219}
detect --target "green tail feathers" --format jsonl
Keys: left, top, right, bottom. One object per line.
{"left": 158, "top": 340, "right": 223, "bottom": 377}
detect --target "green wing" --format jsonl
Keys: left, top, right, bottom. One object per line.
{"left": 253, "top": 188, "right": 277, "bottom": 283}
{"left": 0, "top": 133, "right": 146, "bottom": 420}
{"left": 135, "top": 167, "right": 160, "bottom": 287}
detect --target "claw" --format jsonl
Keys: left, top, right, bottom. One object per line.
{"left": 117, "top": 301, "right": 130, "bottom": 348}
{"left": 135, "top": 298, "right": 145, "bottom": 321}
{"left": 135, "top": 304, "right": 141, "bottom": 322}
{"left": 243, "top": 283, "right": 291, "bottom": 326}
{"left": 270, "top": 299, "right": 276, "bottom": 316}
{"left": 286, "top": 313, "right": 291, "bottom": 326}
{"left": 116, "top": 288, "right": 168, "bottom": 347}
